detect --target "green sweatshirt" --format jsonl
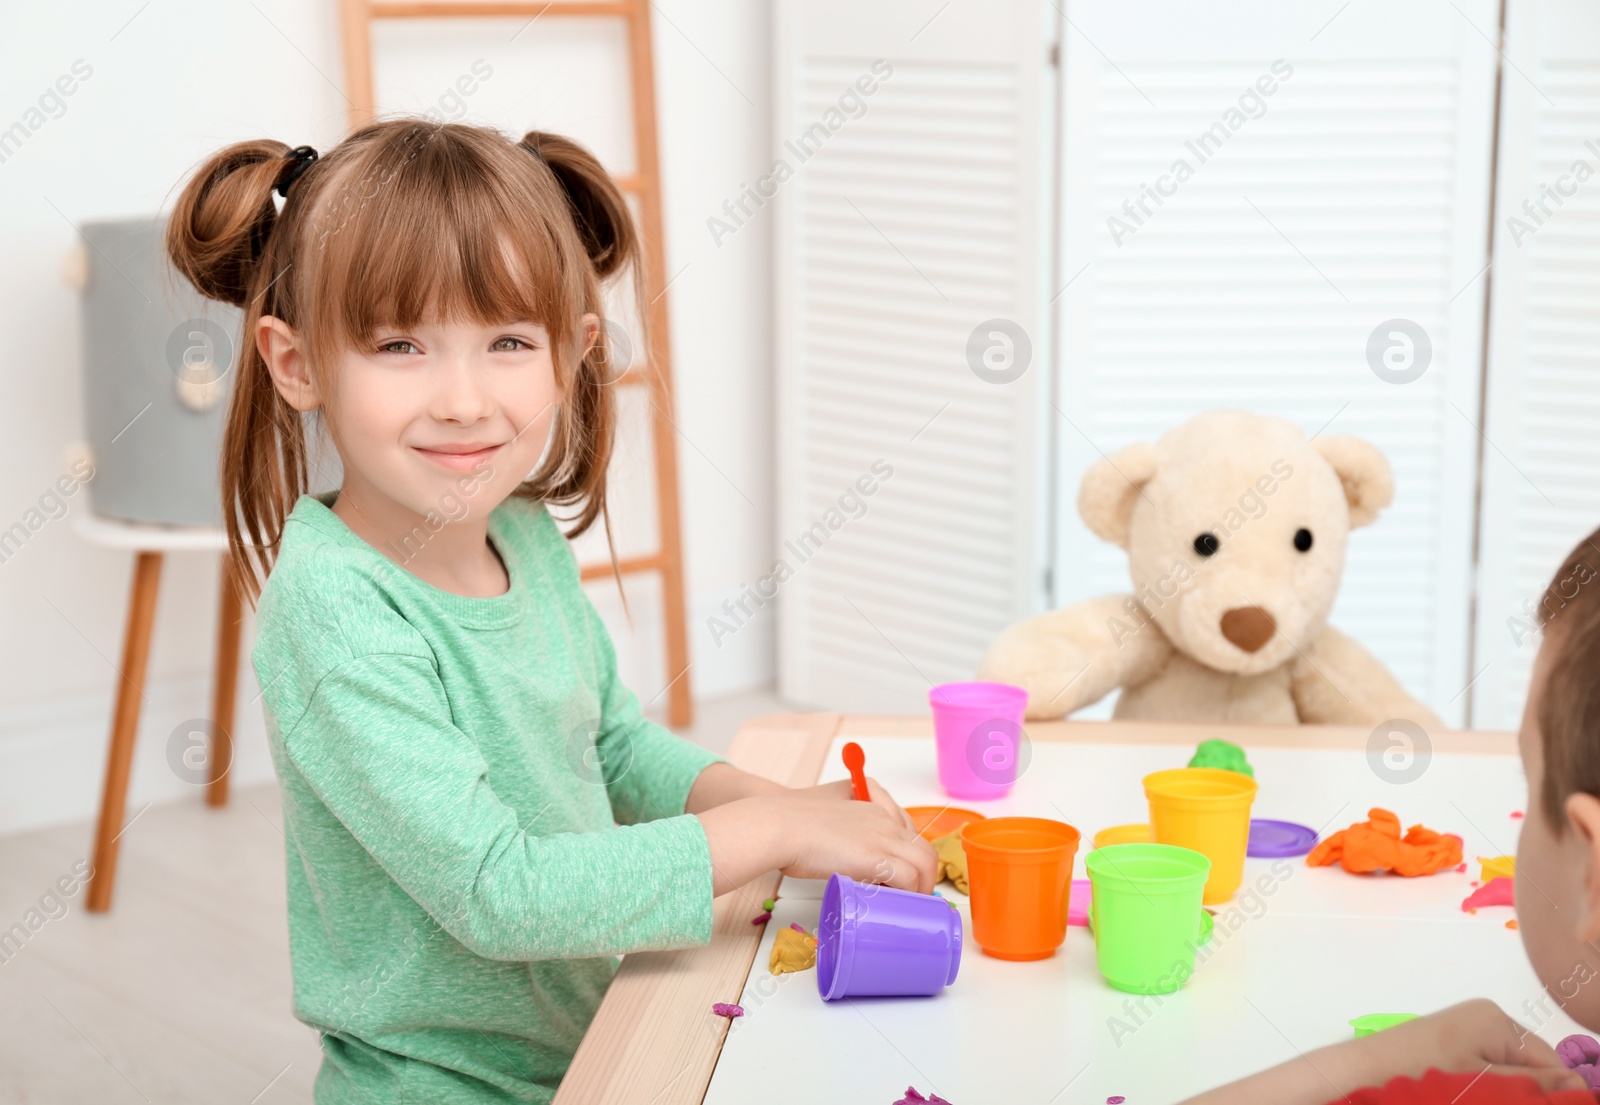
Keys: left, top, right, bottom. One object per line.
{"left": 251, "top": 490, "right": 724, "bottom": 1104}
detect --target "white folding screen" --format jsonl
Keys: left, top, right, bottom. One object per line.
{"left": 1052, "top": 0, "right": 1500, "bottom": 725}
{"left": 773, "top": 0, "right": 1059, "bottom": 712}
{"left": 1472, "top": 0, "right": 1600, "bottom": 730}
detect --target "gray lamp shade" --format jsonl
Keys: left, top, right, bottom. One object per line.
{"left": 77, "top": 214, "right": 240, "bottom": 528}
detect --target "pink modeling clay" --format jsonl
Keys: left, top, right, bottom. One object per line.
{"left": 710, "top": 1002, "right": 743, "bottom": 1018}
{"left": 894, "top": 1090, "right": 954, "bottom": 1105}
{"left": 1558, "top": 1034, "right": 1600, "bottom": 1090}
{"left": 790, "top": 922, "right": 807, "bottom": 933}
{"left": 1512, "top": 810, "right": 1525, "bottom": 819}
{"left": 751, "top": 911, "right": 772, "bottom": 925}
{"left": 1461, "top": 877, "right": 1515, "bottom": 912}
{"left": 1108, "top": 1098, "right": 1127, "bottom": 1104}
{"left": 1068, "top": 879, "right": 1093, "bottom": 927}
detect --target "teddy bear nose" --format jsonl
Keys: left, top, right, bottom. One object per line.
{"left": 1220, "top": 606, "right": 1277, "bottom": 652}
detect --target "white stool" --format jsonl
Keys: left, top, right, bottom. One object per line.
{"left": 72, "top": 512, "right": 238, "bottom": 913}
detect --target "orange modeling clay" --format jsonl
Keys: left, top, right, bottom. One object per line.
{"left": 1306, "top": 808, "right": 1463, "bottom": 877}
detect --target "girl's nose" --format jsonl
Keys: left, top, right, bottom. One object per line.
{"left": 431, "top": 356, "right": 495, "bottom": 422}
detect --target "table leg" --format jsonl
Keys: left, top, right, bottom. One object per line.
{"left": 86, "top": 550, "right": 163, "bottom": 914}
{"left": 207, "top": 558, "right": 241, "bottom": 808}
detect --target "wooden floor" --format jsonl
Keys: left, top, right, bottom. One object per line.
{"left": 0, "top": 690, "right": 786, "bottom": 1103}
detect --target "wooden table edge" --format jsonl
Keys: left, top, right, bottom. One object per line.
{"left": 555, "top": 713, "right": 1515, "bottom": 1103}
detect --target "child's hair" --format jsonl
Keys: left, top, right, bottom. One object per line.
{"left": 1534, "top": 524, "right": 1600, "bottom": 828}
{"left": 163, "top": 118, "right": 642, "bottom": 605}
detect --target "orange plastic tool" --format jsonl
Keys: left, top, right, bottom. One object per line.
{"left": 842, "top": 742, "right": 870, "bottom": 802}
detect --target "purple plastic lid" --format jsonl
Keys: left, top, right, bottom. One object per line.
{"left": 1248, "top": 819, "right": 1318, "bottom": 858}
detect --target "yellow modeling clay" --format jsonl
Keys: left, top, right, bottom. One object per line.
{"left": 1479, "top": 855, "right": 1515, "bottom": 882}
{"left": 769, "top": 927, "right": 818, "bottom": 975}
{"left": 930, "top": 830, "right": 969, "bottom": 894}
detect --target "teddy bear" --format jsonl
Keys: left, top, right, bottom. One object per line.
{"left": 979, "top": 410, "right": 1444, "bottom": 729}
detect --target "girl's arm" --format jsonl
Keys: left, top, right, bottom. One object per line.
{"left": 283, "top": 648, "right": 937, "bottom": 962}
{"left": 283, "top": 648, "right": 722, "bottom": 961}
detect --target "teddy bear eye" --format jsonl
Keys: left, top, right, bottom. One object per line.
{"left": 1294, "top": 528, "right": 1313, "bottom": 552}
{"left": 1193, "top": 533, "right": 1220, "bottom": 557}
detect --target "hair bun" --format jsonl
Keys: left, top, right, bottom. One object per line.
{"left": 521, "top": 130, "right": 638, "bottom": 281}
{"left": 165, "top": 140, "right": 294, "bottom": 306}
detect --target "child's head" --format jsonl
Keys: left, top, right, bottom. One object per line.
{"left": 1515, "top": 526, "right": 1600, "bottom": 1028}
{"left": 164, "top": 119, "right": 640, "bottom": 601}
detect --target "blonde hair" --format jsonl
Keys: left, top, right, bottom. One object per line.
{"left": 164, "top": 118, "right": 641, "bottom": 605}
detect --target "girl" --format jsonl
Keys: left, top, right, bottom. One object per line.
{"left": 164, "top": 118, "right": 938, "bottom": 1104}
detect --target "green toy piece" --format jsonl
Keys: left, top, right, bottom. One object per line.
{"left": 1189, "top": 738, "right": 1254, "bottom": 777}
{"left": 1350, "top": 1013, "right": 1419, "bottom": 1038}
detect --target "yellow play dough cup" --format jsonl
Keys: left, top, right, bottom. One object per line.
{"left": 1143, "top": 768, "right": 1258, "bottom": 904}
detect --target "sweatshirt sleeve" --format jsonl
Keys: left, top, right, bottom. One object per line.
{"left": 280, "top": 648, "right": 716, "bottom": 962}
{"left": 580, "top": 593, "right": 727, "bottom": 825}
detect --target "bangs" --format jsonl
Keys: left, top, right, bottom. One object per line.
{"left": 297, "top": 123, "right": 583, "bottom": 368}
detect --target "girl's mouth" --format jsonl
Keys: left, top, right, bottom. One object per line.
{"left": 413, "top": 444, "right": 503, "bottom": 472}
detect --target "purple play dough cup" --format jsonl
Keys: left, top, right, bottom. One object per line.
{"left": 816, "top": 873, "right": 963, "bottom": 1001}
{"left": 929, "top": 681, "right": 1028, "bottom": 800}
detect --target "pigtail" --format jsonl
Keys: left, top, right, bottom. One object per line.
{"left": 518, "top": 130, "right": 646, "bottom": 549}
{"left": 165, "top": 140, "right": 314, "bottom": 606}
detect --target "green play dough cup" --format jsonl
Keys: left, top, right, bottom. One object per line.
{"left": 1085, "top": 843, "right": 1212, "bottom": 995}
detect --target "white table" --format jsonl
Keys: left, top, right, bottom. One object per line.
{"left": 705, "top": 732, "right": 1570, "bottom": 1105}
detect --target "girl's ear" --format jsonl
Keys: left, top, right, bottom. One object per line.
{"left": 257, "top": 315, "right": 322, "bottom": 412}
{"left": 579, "top": 312, "right": 601, "bottom": 359}
{"left": 1566, "top": 793, "right": 1600, "bottom": 945}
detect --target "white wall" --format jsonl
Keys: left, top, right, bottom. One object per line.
{"left": 0, "top": 0, "right": 775, "bottom": 835}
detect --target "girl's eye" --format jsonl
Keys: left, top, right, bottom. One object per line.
{"left": 377, "top": 339, "right": 418, "bottom": 355}
{"left": 492, "top": 336, "right": 532, "bottom": 352}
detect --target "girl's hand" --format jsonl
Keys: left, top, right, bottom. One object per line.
{"left": 800, "top": 776, "right": 919, "bottom": 834}
{"left": 771, "top": 789, "right": 937, "bottom": 892}
{"left": 696, "top": 789, "right": 938, "bottom": 897}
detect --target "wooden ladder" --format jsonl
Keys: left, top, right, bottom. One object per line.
{"left": 337, "top": 0, "right": 693, "bottom": 726}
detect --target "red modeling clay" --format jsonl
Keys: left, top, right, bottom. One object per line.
{"left": 1461, "top": 877, "right": 1515, "bottom": 912}
{"left": 1512, "top": 810, "right": 1525, "bottom": 819}
{"left": 1307, "top": 808, "right": 1463, "bottom": 877}
{"left": 894, "top": 1089, "right": 954, "bottom": 1105}
{"left": 711, "top": 1002, "right": 743, "bottom": 1017}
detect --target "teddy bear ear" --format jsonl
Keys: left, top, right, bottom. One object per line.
{"left": 1078, "top": 442, "right": 1160, "bottom": 548}
{"left": 1312, "top": 434, "right": 1394, "bottom": 529}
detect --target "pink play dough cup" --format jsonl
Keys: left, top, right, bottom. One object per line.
{"left": 929, "top": 682, "right": 1029, "bottom": 800}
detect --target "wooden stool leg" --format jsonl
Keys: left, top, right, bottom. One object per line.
{"left": 86, "top": 550, "right": 163, "bottom": 914}
{"left": 207, "top": 558, "right": 241, "bottom": 808}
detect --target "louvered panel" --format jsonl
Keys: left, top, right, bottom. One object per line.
{"left": 1475, "top": 23, "right": 1600, "bottom": 728}
{"left": 1055, "top": 1, "right": 1497, "bottom": 724}
{"left": 775, "top": 1, "right": 1056, "bottom": 712}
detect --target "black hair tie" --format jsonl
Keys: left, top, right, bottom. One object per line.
{"left": 275, "top": 145, "right": 319, "bottom": 198}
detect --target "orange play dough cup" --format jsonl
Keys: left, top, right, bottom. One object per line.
{"left": 1143, "top": 768, "right": 1258, "bottom": 905}
{"left": 960, "top": 816, "right": 1080, "bottom": 961}
{"left": 905, "top": 805, "right": 986, "bottom": 842}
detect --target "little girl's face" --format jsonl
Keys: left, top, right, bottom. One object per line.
{"left": 327, "top": 316, "right": 581, "bottom": 524}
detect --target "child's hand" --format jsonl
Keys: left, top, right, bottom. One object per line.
{"left": 1179, "top": 999, "right": 1584, "bottom": 1105}
{"left": 800, "top": 776, "right": 919, "bottom": 834}
{"left": 696, "top": 789, "right": 938, "bottom": 897}
{"left": 1368, "top": 999, "right": 1583, "bottom": 1092}
{"left": 771, "top": 788, "right": 937, "bottom": 893}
